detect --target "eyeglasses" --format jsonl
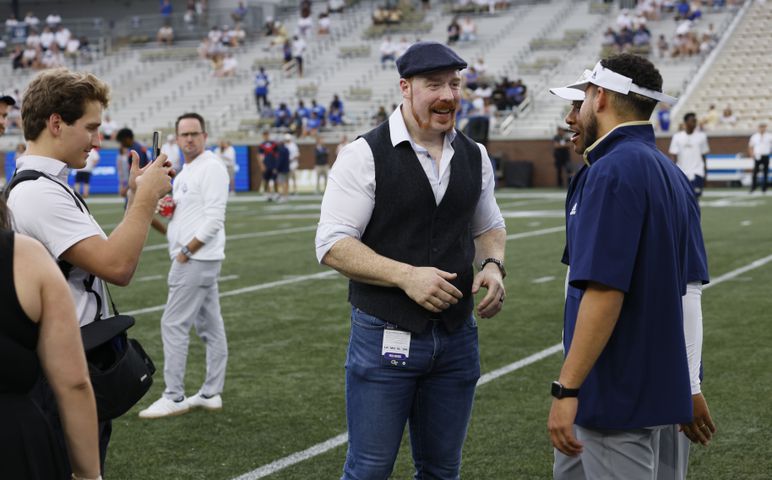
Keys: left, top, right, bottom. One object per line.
{"left": 178, "top": 131, "right": 204, "bottom": 139}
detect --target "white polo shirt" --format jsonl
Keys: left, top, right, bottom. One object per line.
{"left": 669, "top": 130, "right": 709, "bottom": 180}
{"left": 315, "top": 106, "right": 505, "bottom": 263}
{"left": 749, "top": 131, "right": 772, "bottom": 159}
{"left": 7, "top": 155, "right": 109, "bottom": 326}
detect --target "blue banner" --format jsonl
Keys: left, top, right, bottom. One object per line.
{"left": 5, "top": 145, "right": 251, "bottom": 194}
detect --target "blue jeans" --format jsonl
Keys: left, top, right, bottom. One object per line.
{"left": 342, "top": 307, "right": 480, "bottom": 480}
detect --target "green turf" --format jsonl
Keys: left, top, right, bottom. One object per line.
{"left": 84, "top": 190, "right": 771, "bottom": 479}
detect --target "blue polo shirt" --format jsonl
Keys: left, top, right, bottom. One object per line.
{"left": 562, "top": 123, "right": 693, "bottom": 430}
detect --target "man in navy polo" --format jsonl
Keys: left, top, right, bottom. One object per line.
{"left": 316, "top": 41, "right": 506, "bottom": 480}
{"left": 546, "top": 54, "right": 715, "bottom": 479}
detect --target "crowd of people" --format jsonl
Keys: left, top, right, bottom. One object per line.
{"left": 5, "top": 12, "right": 93, "bottom": 71}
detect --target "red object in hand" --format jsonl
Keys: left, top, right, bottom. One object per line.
{"left": 158, "top": 194, "right": 176, "bottom": 218}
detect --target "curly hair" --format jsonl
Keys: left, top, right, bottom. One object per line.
{"left": 21, "top": 68, "right": 110, "bottom": 141}
{"left": 600, "top": 54, "right": 663, "bottom": 119}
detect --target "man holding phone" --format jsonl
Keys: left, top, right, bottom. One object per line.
{"left": 7, "top": 68, "right": 173, "bottom": 473}
{"left": 139, "top": 112, "right": 230, "bottom": 419}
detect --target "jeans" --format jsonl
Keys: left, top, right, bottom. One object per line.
{"left": 342, "top": 307, "right": 480, "bottom": 480}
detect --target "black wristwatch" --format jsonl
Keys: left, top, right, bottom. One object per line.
{"left": 551, "top": 381, "right": 579, "bottom": 399}
{"left": 180, "top": 245, "right": 193, "bottom": 258}
{"left": 480, "top": 257, "right": 506, "bottom": 279}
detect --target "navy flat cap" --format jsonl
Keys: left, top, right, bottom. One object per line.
{"left": 396, "top": 41, "right": 467, "bottom": 78}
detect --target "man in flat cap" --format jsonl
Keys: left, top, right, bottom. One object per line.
{"left": 316, "top": 41, "right": 507, "bottom": 479}
{"left": 547, "top": 53, "right": 715, "bottom": 479}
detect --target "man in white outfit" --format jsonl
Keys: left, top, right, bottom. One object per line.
{"left": 139, "top": 112, "right": 230, "bottom": 419}
{"left": 669, "top": 112, "right": 709, "bottom": 198}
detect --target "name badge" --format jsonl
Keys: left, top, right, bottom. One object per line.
{"left": 382, "top": 327, "right": 410, "bottom": 367}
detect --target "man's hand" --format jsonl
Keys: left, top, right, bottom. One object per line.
{"left": 548, "top": 398, "right": 583, "bottom": 456}
{"left": 471, "top": 264, "right": 505, "bottom": 318}
{"left": 176, "top": 252, "right": 189, "bottom": 264}
{"left": 133, "top": 152, "right": 173, "bottom": 199}
{"left": 399, "top": 266, "right": 463, "bottom": 313}
{"left": 680, "top": 392, "right": 716, "bottom": 445}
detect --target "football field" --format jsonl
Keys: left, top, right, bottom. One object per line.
{"left": 87, "top": 189, "right": 771, "bottom": 480}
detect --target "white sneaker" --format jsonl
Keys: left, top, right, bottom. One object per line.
{"left": 186, "top": 392, "right": 222, "bottom": 411}
{"left": 138, "top": 396, "right": 190, "bottom": 419}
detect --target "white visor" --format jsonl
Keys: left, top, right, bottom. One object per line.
{"left": 550, "top": 61, "right": 678, "bottom": 105}
{"left": 549, "top": 69, "right": 592, "bottom": 102}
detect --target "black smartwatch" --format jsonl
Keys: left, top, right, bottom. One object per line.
{"left": 480, "top": 257, "right": 506, "bottom": 278}
{"left": 551, "top": 381, "right": 579, "bottom": 399}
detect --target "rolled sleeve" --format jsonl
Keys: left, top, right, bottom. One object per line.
{"left": 315, "top": 138, "right": 376, "bottom": 263}
{"left": 471, "top": 143, "right": 505, "bottom": 237}
{"left": 193, "top": 161, "right": 229, "bottom": 243}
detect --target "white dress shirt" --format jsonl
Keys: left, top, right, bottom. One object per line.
{"left": 315, "top": 106, "right": 505, "bottom": 263}
{"left": 8, "top": 155, "right": 108, "bottom": 326}
{"left": 749, "top": 132, "right": 772, "bottom": 159}
{"left": 167, "top": 150, "right": 229, "bottom": 260}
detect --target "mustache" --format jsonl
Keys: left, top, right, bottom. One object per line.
{"left": 431, "top": 100, "right": 456, "bottom": 112}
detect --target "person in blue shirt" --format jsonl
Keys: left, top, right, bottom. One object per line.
{"left": 547, "top": 54, "right": 715, "bottom": 479}
{"left": 274, "top": 102, "right": 292, "bottom": 129}
{"left": 310, "top": 99, "right": 326, "bottom": 127}
{"left": 254, "top": 67, "right": 270, "bottom": 113}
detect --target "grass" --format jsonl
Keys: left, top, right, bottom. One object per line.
{"left": 83, "top": 189, "right": 772, "bottom": 479}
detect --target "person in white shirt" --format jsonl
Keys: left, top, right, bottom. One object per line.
{"left": 73, "top": 147, "right": 99, "bottom": 197}
{"left": 291, "top": 35, "right": 306, "bottom": 77}
{"left": 7, "top": 67, "right": 173, "bottom": 472}
{"left": 748, "top": 123, "right": 771, "bottom": 193}
{"left": 139, "top": 112, "right": 230, "bottom": 419}
{"left": 380, "top": 36, "right": 396, "bottom": 68}
{"left": 100, "top": 113, "right": 117, "bottom": 140}
{"left": 669, "top": 112, "right": 710, "bottom": 198}
{"left": 40, "top": 26, "right": 54, "bottom": 50}
{"left": 214, "top": 138, "right": 237, "bottom": 193}
{"left": 161, "top": 133, "right": 181, "bottom": 172}
{"left": 284, "top": 133, "right": 300, "bottom": 194}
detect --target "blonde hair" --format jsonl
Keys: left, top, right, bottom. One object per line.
{"left": 21, "top": 68, "right": 110, "bottom": 141}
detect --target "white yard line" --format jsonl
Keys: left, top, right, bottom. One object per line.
{"left": 532, "top": 276, "right": 556, "bottom": 284}
{"left": 142, "top": 225, "right": 318, "bottom": 252}
{"left": 231, "top": 253, "right": 772, "bottom": 480}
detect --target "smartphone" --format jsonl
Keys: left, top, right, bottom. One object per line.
{"left": 152, "top": 131, "right": 161, "bottom": 160}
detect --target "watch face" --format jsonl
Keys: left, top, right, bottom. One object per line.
{"left": 551, "top": 381, "right": 562, "bottom": 398}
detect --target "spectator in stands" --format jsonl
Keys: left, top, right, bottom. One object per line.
{"left": 304, "top": 111, "right": 322, "bottom": 137}
{"left": 657, "top": 34, "right": 669, "bottom": 57}
{"left": 254, "top": 67, "right": 270, "bottom": 113}
{"left": 447, "top": 16, "right": 460, "bottom": 44}
{"left": 700, "top": 104, "right": 719, "bottom": 130}
{"left": 616, "top": 8, "right": 633, "bottom": 30}
{"left": 217, "top": 53, "right": 238, "bottom": 77}
{"left": 657, "top": 103, "right": 671, "bottom": 132}
{"left": 311, "top": 99, "right": 327, "bottom": 127}
{"left": 329, "top": 0, "right": 346, "bottom": 13}
{"left": 157, "top": 22, "right": 174, "bottom": 46}
{"left": 380, "top": 36, "right": 397, "bottom": 69}
{"left": 295, "top": 99, "right": 311, "bottom": 125}
{"left": 395, "top": 36, "right": 410, "bottom": 58}
{"left": 372, "top": 105, "right": 388, "bottom": 125}
{"left": 297, "top": 10, "right": 314, "bottom": 38}
{"left": 54, "top": 25, "right": 71, "bottom": 51}
{"left": 719, "top": 105, "right": 736, "bottom": 127}
{"left": 463, "top": 66, "right": 479, "bottom": 90}
{"left": 184, "top": 1, "right": 197, "bottom": 28}
{"left": 45, "top": 13, "right": 61, "bottom": 29}
{"left": 292, "top": 35, "right": 306, "bottom": 77}
{"left": 40, "top": 25, "right": 54, "bottom": 51}
{"left": 506, "top": 79, "right": 527, "bottom": 107}
{"left": 748, "top": 123, "right": 771, "bottom": 194}
{"left": 274, "top": 102, "right": 293, "bottom": 129}
{"left": 24, "top": 11, "right": 40, "bottom": 29}
{"left": 459, "top": 16, "right": 477, "bottom": 42}
{"left": 669, "top": 112, "right": 710, "bottom": 198}
{"left": 318, "top": 12, "right": 331, "bottom": 34}
{"left": 329, "top": 94, "right": 344, "bottom": 126}
{"left": 231, "top": 23, "right": 246, "bottom": 45}
{"left": 231, "top": 1, "right": 248, "bottom": 23}
{"left": 617, "top": 27, "right": 634, "bottom": 52}
{"left": 160, "top": 0, "right": 173, "bottom": 19}
{"left": 41, "top": 43, "right": 64, "bottom": 69}
{"left": 633, "top": 24, "right": 651, "bottom": 49}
